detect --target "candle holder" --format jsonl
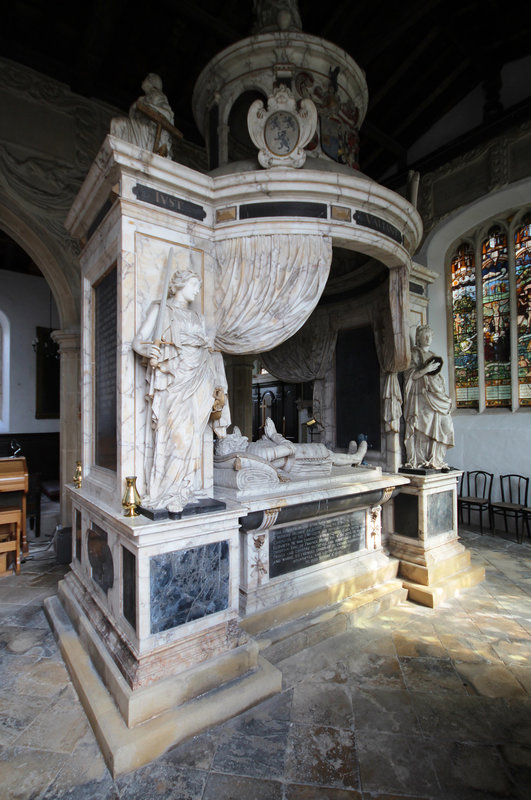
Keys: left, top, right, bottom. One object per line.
{"left": 73, "top": 461, "right": 82, "bottom": 488}
{"left": 122, "top": 476, "right": 141, "bottom": 517}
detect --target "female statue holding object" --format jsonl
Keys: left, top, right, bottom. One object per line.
{"left": 133, "top": 268, "right": 229, "bottom": 512}
{"left": 403, "top": 324, "right": 454, "bottom": 469}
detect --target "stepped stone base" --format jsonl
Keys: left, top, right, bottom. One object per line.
{"left": 399, "top": 547, "right": 485, "bottom": 608}
{"left": 241, "top": 557, "right": 407, "bottom": 663}
{"left": 44, "top": 592, "right": 282, "bottom": 777}
{"left": 256, "top": 579, "right": 407, "bottom": 663}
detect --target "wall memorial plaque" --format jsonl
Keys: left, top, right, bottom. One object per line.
{"left": 269, "top": 510, "right": 366, "bottom": 579}
{"left": 94, "top": 266, "right": 117, "bottom": 471}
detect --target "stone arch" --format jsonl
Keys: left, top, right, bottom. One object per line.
{"left": 0, "top": 199, "right": 79, "bottom": 330}
{"left": 0, "top": 197, "right": 81, "bottom": 524}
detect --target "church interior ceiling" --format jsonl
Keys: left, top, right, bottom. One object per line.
{"left": 2, "top": 0, "right": 530, "bottom": 184}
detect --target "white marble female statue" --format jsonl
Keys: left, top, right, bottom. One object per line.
{"left": 111, "top": 73, "right": 175, "bottom": 157}
{"left": 133, "top": 269, "right": 230, "bottom": 512}
{"left": 403, "top": 324, "right": 454, "bottom": 469}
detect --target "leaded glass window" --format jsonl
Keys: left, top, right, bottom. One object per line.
{"left": 451, "top": 244, "right": 478, "bottom": 408}
{"left": 515, "top": 214, "right": 531, "bottom": 406}
{"left": 482, "top": 226, "right": 510, "bottom": 407}
{"left": 449, "top": 209, "right": 531, "bottom": 412}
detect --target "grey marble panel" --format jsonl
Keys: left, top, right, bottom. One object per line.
{"left": 150, "top": 541, "right": 229, "bottom": 634}
{"left": 122, "top": 546, "right": 136, "bottom": 632}
{"left": 75, "top": 509, "right": 81, "bottom": 562}
{"left": 87, "top": 524, "right": 114, "bottom": 593}
{"left": 427, "top": 491, "right": 454, "bottom": 535}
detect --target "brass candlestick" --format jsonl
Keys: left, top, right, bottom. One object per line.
{"left": 73, "top": 461, "right": 82, "bottom": 488}
{"left": 122, "top": 476, "right": 141, "bottom": 517}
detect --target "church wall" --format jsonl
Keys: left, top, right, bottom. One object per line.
{"left": 415, "top": 124, "right": 531, "bottom": 495}
{"left": 0, "top": 269, "right": 60, "bottom": 433}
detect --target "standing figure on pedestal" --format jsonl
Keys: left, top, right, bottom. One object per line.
{"left": 403, "top": 324, "right": 454, "bottom": 469}
{"left": 133, "top": 267, "right": 230, "bottom": 513}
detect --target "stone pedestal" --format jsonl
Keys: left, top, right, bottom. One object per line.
{"left": 388, "top": 470, "right": 484, "bottom": 607}
{"left": 45, "top": 488, "right": 281, "bottom": 776}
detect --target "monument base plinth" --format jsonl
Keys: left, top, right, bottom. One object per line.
{"left": 45, "top": 589, "right": 281, "bottom": 777}
{"left": 389, "top": 470, "right": 484, "bottom": 607}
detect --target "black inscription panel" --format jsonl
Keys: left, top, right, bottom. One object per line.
{"left": 94, "top": 267, "right": 117, "bottom": 471}
{"left": 133, "top": 184, "right": 206, "bottom": 220}
{"left": 269, "top": 510, "right": 366, "bottom": 578}
{"left": 354, "top": 210, "right": 403, "bottom": 244}
{"left": 239, "top": 201, "right": 327, "bottom": 220}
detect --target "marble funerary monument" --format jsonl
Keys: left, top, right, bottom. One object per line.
{"left": 45, "top": 0, "right": 483, "bottom": 776}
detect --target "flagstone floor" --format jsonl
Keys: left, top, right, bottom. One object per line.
{"left": 0, "top": 511, "right": 530, "bottom": 799}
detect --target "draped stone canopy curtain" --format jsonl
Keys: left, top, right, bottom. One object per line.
{"left": 372, "top": 266, "right": 411, "bottom": 433}
{"left": 261, "top": 316, "right": 337, "bottom": 384}
{"left": 213, "top": 234, "right": 332, "bottom": 354}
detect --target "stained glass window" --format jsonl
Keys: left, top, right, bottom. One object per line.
{"left": 515, "top": 214, "right": 531, "bottom": 406}
{"left": 451, "top": 244, "right": 478, "bottom": 408}
{"left": 481, "top": 226, "right": 510, "bottom": 407}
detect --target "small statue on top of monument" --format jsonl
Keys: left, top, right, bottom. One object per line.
{"left": 110, "top": 73, "right": 183, "bottom": 158}
{"left": 253, "top": 0, "right": 302, "bottom": 32}
{"left": 403, "top": 324, "right": 454, "bottom": 470}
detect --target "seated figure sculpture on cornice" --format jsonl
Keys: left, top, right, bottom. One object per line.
{"left": 110, "top": 73, "right": 180, "bottom": 158}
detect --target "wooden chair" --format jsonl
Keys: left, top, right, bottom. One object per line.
{"left": 0, "top": 506, "right": 22, "bottom": 575}
{"left": 490, "top": 474, "right": 529, "bottom": 543}
{"left": 458, "top": 470, "right": 493, "bottom": 535}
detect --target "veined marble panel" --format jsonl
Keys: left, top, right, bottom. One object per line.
{"left": 150, "top": 541, "right": 229, "bottom": 633}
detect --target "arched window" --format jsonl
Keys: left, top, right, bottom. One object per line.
{"left": 448, "top": 209, "right": 531, "bottom": 411}
{"left": 481, "top": 226, "right": 510, "bottom": 407}
{"left": 451, "top": 243, "right": 478, "bottom": 407}
{"left": 515, "top": 213, "right": 531, "bottom": 406}
{"left": 0, "top": 310, "right": 10, "bottom": 431}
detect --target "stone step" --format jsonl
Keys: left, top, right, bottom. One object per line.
{"left": 255, "top": 579, "right": 407, "bottom": 664}
{"left": 399, "top": 549, "right": 471, "bottom": 586}
{"left": 242, "top": 557, "right": 401, "bottom": 638}
{"left": 44, "top": 593, "right": 282, "bottom": 777}
{"left": 402, "top": 563, "right": 486, "bottom": 608}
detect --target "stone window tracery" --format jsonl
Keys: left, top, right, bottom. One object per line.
{"left": 449, "top": 209, "right": 531, "bottom": 411}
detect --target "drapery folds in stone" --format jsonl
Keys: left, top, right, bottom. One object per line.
{"left": 372, "top": 266, "right": 411, "bottom": 433}
{"left": 213, "top": 234, "right": 332, "bottom": 353}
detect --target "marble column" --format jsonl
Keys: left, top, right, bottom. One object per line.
{"left": 223, "top": 354, "right": 254, "bottom": 440}
{"left": 52, "top": 329, "right": 81, "bottom": 526}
